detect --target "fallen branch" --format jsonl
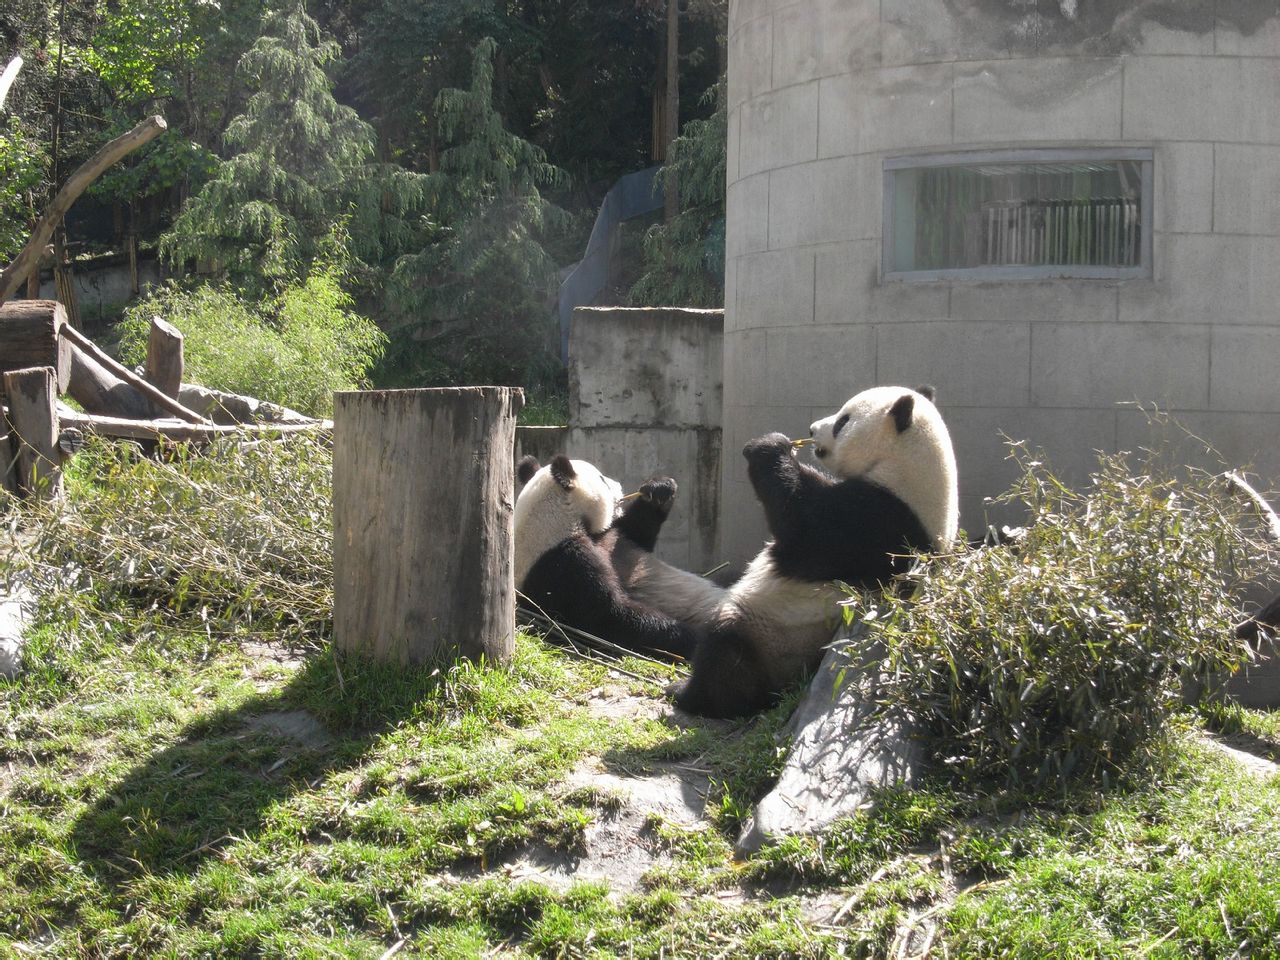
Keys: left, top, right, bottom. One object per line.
{"left": 56, "top": 405, "right": 331, "bottom": 442}
{"left": 0, "top": 56, "right": 21, "bottom": 112}
{"left": 0, "top": 115, "right": 167, "bottom": 303}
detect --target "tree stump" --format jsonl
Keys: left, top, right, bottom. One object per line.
{"left": 3, "top": 366, "right": 60, "bottom": 499}
{"left": 0, "top": 300, "right": 72, "bottom": 394}
{"left": 333, "top": 387, "right": 525, "bottom": 666}
{"left": 145, "top": 316, "right": 184, "bottom": 398}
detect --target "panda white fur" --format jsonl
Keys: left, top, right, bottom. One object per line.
{"left": 514, "top": 455, "right": 704, "bottom": 658}
{"left": 669, "top": 385, "right": 959, "bottom": 718}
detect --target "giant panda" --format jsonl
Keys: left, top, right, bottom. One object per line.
{"left": 514, "top": 454, "right": 702, "bottom": 659}
{"left": 669, "top": 385, "right": 959, "bottom": 718}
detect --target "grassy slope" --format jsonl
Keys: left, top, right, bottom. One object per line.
{"left": 1, "top": 598, "right": 1278, "bottom": 958}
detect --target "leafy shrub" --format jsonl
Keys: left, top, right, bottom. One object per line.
{"left": 850, "top": 447, "right": 1271, "bottom": 790}
{"left": 117, "top": 258, "right": 385, "bottom": 417}
{"left": 8, "top": 435, "right": 333, "bottom": 648}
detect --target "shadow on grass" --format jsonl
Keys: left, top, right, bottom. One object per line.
{"left": 69, "top": 649, "right": 446, "bottom": 884}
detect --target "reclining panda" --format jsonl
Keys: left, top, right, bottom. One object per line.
{"left": 514, "top": 455, "right": 718, "bottom": 659}
{"left": 667, "top": 384, "right": 959, "bottom": 718}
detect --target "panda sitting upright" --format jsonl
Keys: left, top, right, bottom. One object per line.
{"left": 514, "top": 454, "right": 701, "bottom": 659}
{"left": 669, "top": 385, "right": 959, "bottom": 718}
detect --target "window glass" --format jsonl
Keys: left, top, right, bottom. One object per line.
{"left": 886, "top": 154, "right": 1149, "bottom": 277}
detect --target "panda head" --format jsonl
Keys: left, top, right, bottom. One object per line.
{"left": 808, "top": 385, "right": 959, "bottom": 547}
{"left": 514, "top": 454, "right": 624, "bottom": 585}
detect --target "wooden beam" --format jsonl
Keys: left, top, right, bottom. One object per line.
{"left": 61, "top": 324, "right": 209, "bottom": 423}
{"left": 144, "top": 316, "right": 184, "bottom": 398}
{"left": 56, "top": 406, "right": 330, "bottom": 441}
{"left": 0, "top": 115, "right": 167, "bottom": 303}
{"left": 332, "top": 387, "right": 524, "bottom": 666}
{"left": 4, "top": 367, "right": 60, "bottom": 499}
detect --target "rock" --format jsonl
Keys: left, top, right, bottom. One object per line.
{"left": 736, "top": 625, "right": 923, "bottom": 856}
{"left": 0, "top": 583, "right": 34, "bottom": 679}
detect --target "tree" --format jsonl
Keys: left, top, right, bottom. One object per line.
{"left": 628, "top": 83, "right": 725, "bottom": 308}
{"left": 161, "top": 0, "right": 420, "bottom": 288}
{"left": 383, "top": 37, "right": 565, "bottom": 388}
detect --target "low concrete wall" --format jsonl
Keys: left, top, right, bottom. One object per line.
{"left": 516, "top": 307, "right": 725, "bottom": 576}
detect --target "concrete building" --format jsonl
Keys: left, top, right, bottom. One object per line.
{"left": 723, "top": 0, "right": 1280, "bottom": 565}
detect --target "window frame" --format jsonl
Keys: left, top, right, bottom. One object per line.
{"left": 882, "top": 147, "right": 1155, "bottom": 282}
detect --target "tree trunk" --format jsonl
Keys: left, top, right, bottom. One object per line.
{"left": 66, "top": 341, "right": 157, "bottom": 420}
{"left": 333, "top": 387, "right": 524, "bottom": 666}
{"left": 3, "top": 366, "right": 60, "bottom": 500}
{"left": 53, "top": 232, "right": 80, "bottom": 330}
{"left": 145, "top": 316, "right": 184, "bottom": 398}
{"left": 0, "top": 115, "right": 166, "bottom": 303}
{"left": 0, "top": 300, "right": 72, "bottom": 392}
{"left": 663, "top": 0, "right": 680, "bottom": 223}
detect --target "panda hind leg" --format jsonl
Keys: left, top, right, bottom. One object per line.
{"left": 669, "top": 625, "right": 772, "bottom": 719}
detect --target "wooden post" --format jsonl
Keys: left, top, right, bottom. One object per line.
{"left": 333, "top": 387, "right": 524, "bottom": 666}
{"left": 3, "top": 366, "right": 60, "bottom": 499}
{"left": 0, "top": 413, "right": 18, "bottom": 496}
{"left": 0, "top": 300, "right": 72, "bottom": 392}
{"left": 145, "top": 316, "right": 184, "bottom": 398}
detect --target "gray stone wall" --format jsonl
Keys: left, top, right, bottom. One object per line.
{"left": 725, "top": 0, "right": 1280, "bottom": 566}
{"left": 517, "top": 307, "right": 724, "bottom": 575}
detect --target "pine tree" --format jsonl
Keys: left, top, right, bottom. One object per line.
{"left": 384, "top": 38, "right": 566, "bottom": 388}
{"left": 161, "top": 0, "right": 421, "bottom": 288}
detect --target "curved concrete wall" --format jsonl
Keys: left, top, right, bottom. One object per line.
{"left": 723, "top": 0, "right": 1280, "bottom": 566}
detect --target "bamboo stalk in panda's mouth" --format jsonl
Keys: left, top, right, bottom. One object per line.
{"left": 791, "top": 437, "right": 814, "bottom": 448}
{"left": 619, "top": 491, "right": 643, "bottom": 502}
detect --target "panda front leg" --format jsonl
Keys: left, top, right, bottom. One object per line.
{"left": 742, "top": 433, "right": 828, "bottom": 543}
{"left": 611, "top": 476, "right": 679, "bottom": 553}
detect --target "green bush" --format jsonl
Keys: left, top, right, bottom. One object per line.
{"left": 118, "top": 260, "right": 385, "bottom": 417}
{"left": 851, "top": 446, "right": 1270, "bottom": 791}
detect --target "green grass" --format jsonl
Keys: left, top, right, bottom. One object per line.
{"left": 2, "top": 587, "right": 1278, "bottom": 957}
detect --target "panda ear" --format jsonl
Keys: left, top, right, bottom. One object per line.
{"left": 550, "top": 455, "right": 577, "bottom": 490}
{"left": 890, "top": 394, "right": 915, "bottom": 433}
{"left": 914, "top": 384, "right": 937, "bottom": 403}
{"left": 516, "top": 455, "right": 540, "bottom": 486}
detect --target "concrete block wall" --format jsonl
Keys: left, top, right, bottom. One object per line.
{"left": 725, "top": 0, "right": 1280, "bottom": 567}
{"left": 517, "top": 307, "right": 725, "bottom": 575}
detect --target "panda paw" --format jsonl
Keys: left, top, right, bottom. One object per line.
{"left": 639, "top": 476, "right": 678, "bottom": 508}
{"left": 742, "top": 432, "right": 794, "bottom": 465}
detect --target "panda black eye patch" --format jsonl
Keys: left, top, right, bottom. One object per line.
{"left": 833, "top": 414, "right": 849, "bottom": 437}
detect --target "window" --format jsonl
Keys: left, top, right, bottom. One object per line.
{"left": 883, "top": 149, "right": 1153, "bottom": 280}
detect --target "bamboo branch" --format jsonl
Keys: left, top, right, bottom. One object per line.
{"left": 1225, "top": 471, "right": 1280, "bottom": 544}
{"left": 0, "top": 115, "right": 167, "bottom": 303}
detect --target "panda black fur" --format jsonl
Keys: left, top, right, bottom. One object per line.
{"left": 515, "top": 454, "right": 701, "bottom": 659}
{"left": 669, "top": 385, "right": 959, "bottom": 718}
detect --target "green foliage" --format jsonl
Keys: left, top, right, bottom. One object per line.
{"left": 0, "top": 115, "right": 44, "bottom": 261}
{"left": 85, "top": 0, "right": 211, "bottom": 99}
{"left": 851, "top": 447, "right": 1268, "bottom": 791}
{"left": 161, "top": 0, "right": 423, "bottom": 288}
{"left": 629, "top": 85, "right": 727, "bottom": 308}
{"left": 118, "top": 246, "right": 385, "bottom": 416}
{"left": 384, "top": 38, "right": 566, "bottom": 388}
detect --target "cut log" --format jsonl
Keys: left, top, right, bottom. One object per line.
{"left": 1, "top": 115, "right": 167, "bottom": 303}
{"left": 0, "top": 300, "right": 72, "bottom": 392}
{"left": 61, "top": 325, "right": 208, "bottom": 423}
{"left": 178, "top": 383, "right": 309, "bottom": 425}
{"left": 56, "top": 405, "right": 331, "bottom": 441}
{"left": 333, "top": 387, "right": 524, "bottom": 666}
{"left": 3, "top": 367, "right": 60, "bottom": 499}
{"left": 66, "top": 341, "right": 157, "bottom": 420}
{"left": 145, "top": 316, "right": 184, "bottom": 398}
